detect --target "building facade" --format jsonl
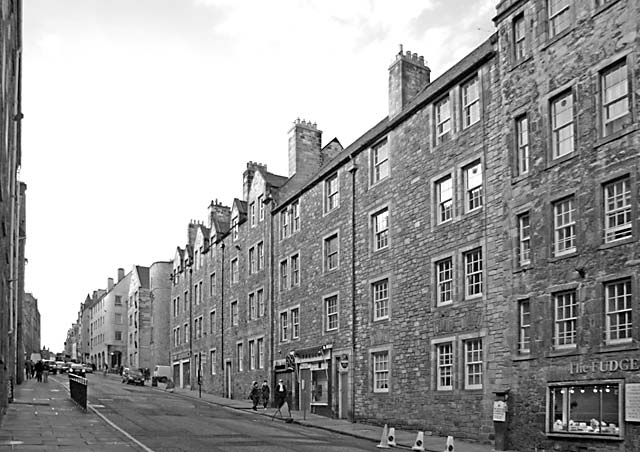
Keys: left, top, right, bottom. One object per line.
{"left": 0, "top": 0, "right": 23, "bottom": 416}
{"left": 21, "top": 292, "right": 40, "bottom": 363}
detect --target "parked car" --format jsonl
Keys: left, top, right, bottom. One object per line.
{"left": 122, "top": 368, "right": 144, "bottom": 386}
{"left": 43, "top": 360, "right": 56, "bottom": 373}
{"left": 82, "top": 363, "right": 93, "bottom": 373}
{"left": 69, "top": 363, "right": 86, "bottom": 377}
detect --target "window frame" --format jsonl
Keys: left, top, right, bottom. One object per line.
{"left": 603, "top": 177, "right": 632, "bottom": 243}
{"left": 325, "top": 294, "right": 339, "bottom": 332}
{"left": 371, "top": 139, "right": 389, "bottom": 184}
{"left": 463, "top": 161, "right": 483, "bottom": 213}
{"left": 464, "top": 248, "right": 483, "bottom": 299}
{"left": 372, "top": 278, "right": 390, "bottom": 321}
{"left": 604, "top": 279, "right": 632, "bottom": 345}
{"left": 515, "top": 115, "right": 529, "bottom": 176}
{"left": 231, "top": 257, "right": 239, "bottom": 284}
{"left": 291, "top": 253, "right": 300, "bottom": 286}
{"left": 464, "top": 338, "right": 483, "bottom": 390}
{"left": 249, "top": 201, "right": 256, "bottom": 227}
{"left": 436, "top": 257, "right": 454, "bottom": 306}
{"left": 436, "top": 342, "right": 454, "bottom": 391}
{"left": 553, "top": 290, "right": 577, "bottom": 349}
{"left": 548, "top": 0, "right": 571, "bottom": 39}
{"left": 518, "top": 212, "right": 531, "bottom": 266}
{"left": 553, "top": 196, "right": 576, "bottom": 256}
{"left": 600, "top": 59, "right": 630, "bottom": 137}
{"left": 372, "top": 208, "right": 389, "bottom": 251}
{"left": 513, "top": 13, "right": 526, "bottom": 61}
{"left": 518, "top": 299, "right": 531, "bottom": 354}
{"left": 248, "top": 246, "right": 256, "bottom": 274}
{"left": 236, "top": 342, "right": 244, "bottom": 372}
{"left": 279, "top": 259, "right": 288, "bottom": 291}
{"left": 324, "top": 173, "right": 340, "bottom": 213}
{"left": 461, "top": 76, "right": 480, "bottom": 128}
{"left": 372, "top": 350, "right": 390, "bottom": 393}
{"left": 324, "top": 232, "right": 339, "bottom": 272}
{"left": 550, "top": 90, "right": 574, "bottom": 159}
{"left": 291, "top": 307, "right": 300, "bottom": 340}
{"left": 435, "top": 95, "right": 452, "bottom": 144}
{"left": 210, "top": 349, "right": 216, "bottom": 375}
{"left": 436, "top": 175, "right": 453, "bottom": 224}
{"left": 280, "top": 311, "right": 289, "bottom": 342}
{"left": 231, "top": 300, "right": 238, "bottom": 326}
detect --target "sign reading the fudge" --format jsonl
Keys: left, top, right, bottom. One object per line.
{"left": 625, "top": 383, "right": 640, "bottom": 422}
{"left": 569, "top": 358, "right": 640, "bottom": 375}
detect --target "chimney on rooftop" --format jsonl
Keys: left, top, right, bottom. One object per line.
{"left": 243, "top": 161, "right": 267, "bottom": 201}
{"left": 389, "top": 44, "right": 430, "bottom": 118}
{"left": 117, "top": 268, "right": 124, "bottom": 282}
{"left": 288, "top": 118, "right": 322, "bottom": 180}
{"left": 208, "top": 199, "right": 231, "bottom": 233}
{"left": 107, "top": 277, "right": 114, "bottom": 291}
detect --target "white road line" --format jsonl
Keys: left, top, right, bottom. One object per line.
{"left": 89, "top": 406, "right": 156, "bottom": 452}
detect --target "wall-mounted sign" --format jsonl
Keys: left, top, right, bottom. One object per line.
{"left": 625, "top": 383, "right": 640, "bottom": 422}
{"left": 493, "top": 401, "right": 507, "bottom": 422}
{"left": 569, "top": 358, "right": 640, "bottom": 375}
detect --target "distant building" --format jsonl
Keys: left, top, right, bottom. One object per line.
{"left": 22, "top": 293, "right": 41, "bottom": 363}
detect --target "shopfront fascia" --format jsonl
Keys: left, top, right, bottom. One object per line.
{"left": 545, "top": 356, "right": 640, "bottom": 442}
{"left": 294, "top": 344, "right": 333, "bottom": 417}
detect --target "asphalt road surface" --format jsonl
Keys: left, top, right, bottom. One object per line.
{"left": 59, "top": 374, "right": 376, "bottom": 452}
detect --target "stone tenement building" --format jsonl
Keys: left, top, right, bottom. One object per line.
{"left": 167, "top": 1, "right": 639, "bottom": 450}
{"left": 0, "top": 0, "right": 23, "bottom": 418}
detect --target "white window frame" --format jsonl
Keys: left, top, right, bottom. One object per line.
{"left": 257, "top": 289, "right": 265, "bottom": 317}
{"left": 604, "top": 177, "right": 632, "bottom": 243}
{"left": 461, "top": 76, "right": 480, "bottom": 128}
{"left": 515, "top": 115, "right": 529, "bottom": 175}
{"left": 231, "top": 258, "right": 239, "bottom": 283}
{"left": 513, "top": 13, "right": 526, "bottom": 61}
{"left": 291, "top": 307, "right": 300, "bottom": 339}
{"left": 324, "top": 233, "right": 339, "bottom": 271}
{"left": 209, "top": 310, "right": 216, "bottom": 334}
{"left": 518, "top": 212, "right": 531, "bottom": 266}
{"left": 518, "top": 299, "right": 531, "bottom": 354}
{"left": 464, "top": 161, "right": 483, "bottom": 212}
{"left": 436, "top": 342, "right": 453, "bottom": 391}
{"left": 291, "top": 200, "right": 300, "bottom": 233}
{"left": 257, "top": 338, "right": 264, "bottom": 368}
{"left": 325, "top": 294, "right": 339, "bottom": 332}
{"left": 548, "top": 0, "right": 570, "bottom": 38}
{"left": 280, "top": 311, "right": 289, "bottom": 342}
{"left": 231, "top": 216, "right": 239, "bottom": 241}
{"left": 248, "top": 292, "right": 256, "bottom": 321}
{"left": 601, "top": 59, "right": 629, "bottom": 136}
{"left": 210, "top": 349, "right": 216, "bottom": 375}
{"left": 605, "top": 279, "right": 632, "bottom": 345}
{"left": 280, "top": 210, "right": 289, "bottom": 240}
{"left": 291, "top": 253, "right": 300, "bottom": 286}
{"left": 372, "top": 208, "right": 389, "bottom": 251}
{"left": 551, "top": 91, "right": 574, "bottom": 158}
{"left": 553, "top": 291, "right": 577, "bottom": 349}
{"left": 280, "top": 259, "right": 288, "bottom": 291}
{"left": 372, "top": 278, "right": 389, "bottom": 321}
{"left": 372, "top": 350, "right": 390, "bottom": 393}
{"left": 237, "top": 342, "right": 243, "bottom": 372}
{"left": 464, "top": 248, "right": 483, "bottom": 299}
{"left": 464, "top": 339, "right": 483, "bottom": 390}
{"left": 250, "top": 201, "right": 256, "bottom": 227}
{"left": 325, "top": 173, "right": 339, "bottom": 213}
{"left": 436, "top": 176, "right": 453, "bottom": 224}
{"left": 248, "top": 246, "right": 256, "bottom": 274}
{"left": 258, "top": 194, "right": 264, "bottom": 221}
{"left": 435, "top": 96, "right": 451, "bottom": 144}
{"left": 231, "top": 300, "right": 238, "bottom": 326}
{"left": 257, "top": 241, "right": 264, "bottom": 270}
{"left": 436, "top": 257, "right": 453, "bottom": 306}
{"left": 249, "top": 340, "right": 256, "bottom": 370}
{"left": 553, "top": 197, "right": 576, "bottom": 256}
{"left": 371, "top": 139, "right": 389, "bottom": 184}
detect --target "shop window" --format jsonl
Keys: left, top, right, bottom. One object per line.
{"left": 312, "top": 368, "right": 329, "bottom": 404}
{"left": 548, "top": 382, "right": 622, "bottom": 437}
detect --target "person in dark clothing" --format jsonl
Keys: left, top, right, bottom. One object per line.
{"left": 249, "top": 381, "right": 260, "bottom": 411}
{"left": 34, "top": 360, "right": 44, "bottom": 382}
{"left": 261, "top": 380, "right": 270, "bottom": 409}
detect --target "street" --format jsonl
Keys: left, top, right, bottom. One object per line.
{"left": 61, "top": 374, "right": 377, "bottom": 452}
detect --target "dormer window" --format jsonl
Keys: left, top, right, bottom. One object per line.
{"left": 231, "top": 216, "right": 239, "bottom": 241}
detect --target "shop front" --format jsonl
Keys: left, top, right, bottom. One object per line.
{"left": 291, "top": 345, "right": 333, "bottom": 418}
{"left": 512, "top": 355, "right": 640, "bottom": 451}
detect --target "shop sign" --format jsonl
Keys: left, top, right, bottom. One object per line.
{"left": 569, "top": 358, "right": 640, "bottom": 375}
{"left": 493, "top": 401, "right": 507, "bottom": 422}
{"left": 625, "top": 383, "right": 640, "bottom": 423}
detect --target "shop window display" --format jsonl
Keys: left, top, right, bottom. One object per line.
{"left": 548, "top": 382, "right": 621, "bottom": 437}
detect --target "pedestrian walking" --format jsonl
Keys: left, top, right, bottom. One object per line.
{"left": 34, "top": 360, "right": 44, "bottom": 383}
{"left": 24, "top": 360, "right": 32, "bottom": 380}
{"left": 261, "top": 380, "right": 270, "bottom": 409}
{"left": 42, "top": 362, "right": 49, "bottom": 382}
{"left": 248, "top": 381, "right": 260, "bottom": 411}
{"left": 272, "top": 378, "right": 290, "bottom": 419}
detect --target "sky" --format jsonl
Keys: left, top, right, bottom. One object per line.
{"left": 21, "top": 0, "right": 496, "bottom": 352}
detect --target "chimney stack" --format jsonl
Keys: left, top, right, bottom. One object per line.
{"left": 389, "top": 44, "right": 430, "bottom": 118}
{"left": 208, "top": 199, "right": 231, "bottom": 232}
{"left": 107, "top": 277, "right": 114, "bottom": 291}
{"left": 288, "top": 118, "right": 322, "bottom": 181}
{"left": 117, "top": 268, "right": 124, "bottom": 282}
{"left": 187, "top": 221, "right": 199, "bottom": 247}
{"left": 243, "top": 161, "right": 267, "bottom": 201}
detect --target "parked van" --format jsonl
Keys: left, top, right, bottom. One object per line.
{"left": 153, "top": 365, "right": 171, "bottom": 383}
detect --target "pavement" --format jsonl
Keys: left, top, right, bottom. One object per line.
{"left": 0, "top": 372, "right": 502, "bottom": 451}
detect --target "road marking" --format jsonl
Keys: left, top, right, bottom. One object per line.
{"left": 89, "top": 406, "right": 155, "bottom": 452}
{"left": 91, "top": 404, "right": 105, "bottom": 408}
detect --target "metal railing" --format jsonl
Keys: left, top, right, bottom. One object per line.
{"left": 68, "top": 373, "right": 87, "bottom": 410}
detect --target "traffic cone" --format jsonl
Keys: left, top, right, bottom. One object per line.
{"left": 387, "top": 427, "right": 397, "bottom": 447}
{"left": 376, "top": 424, "right": 390, "bottom": 449}
{"left": 444, "top": 435, "right": 454, "bottom": 452}
{"left": 412, "top": 431, "right": 425, "bottom": 451}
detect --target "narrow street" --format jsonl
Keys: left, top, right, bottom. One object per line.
{"left": 75, "top": 374, "right": 377, "bottom": 452}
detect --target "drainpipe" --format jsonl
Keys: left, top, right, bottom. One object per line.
{"left": 266, "top": 195, "right": 276, "bottom": 391}
{"left": 348, "top": 157, "right": 358, "bottom": 422}
{"left": 220, "top": 241, "right": 225, "bottom": 397}
{"left": 189, "top": 264, "right": 193, "bottom": 388}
